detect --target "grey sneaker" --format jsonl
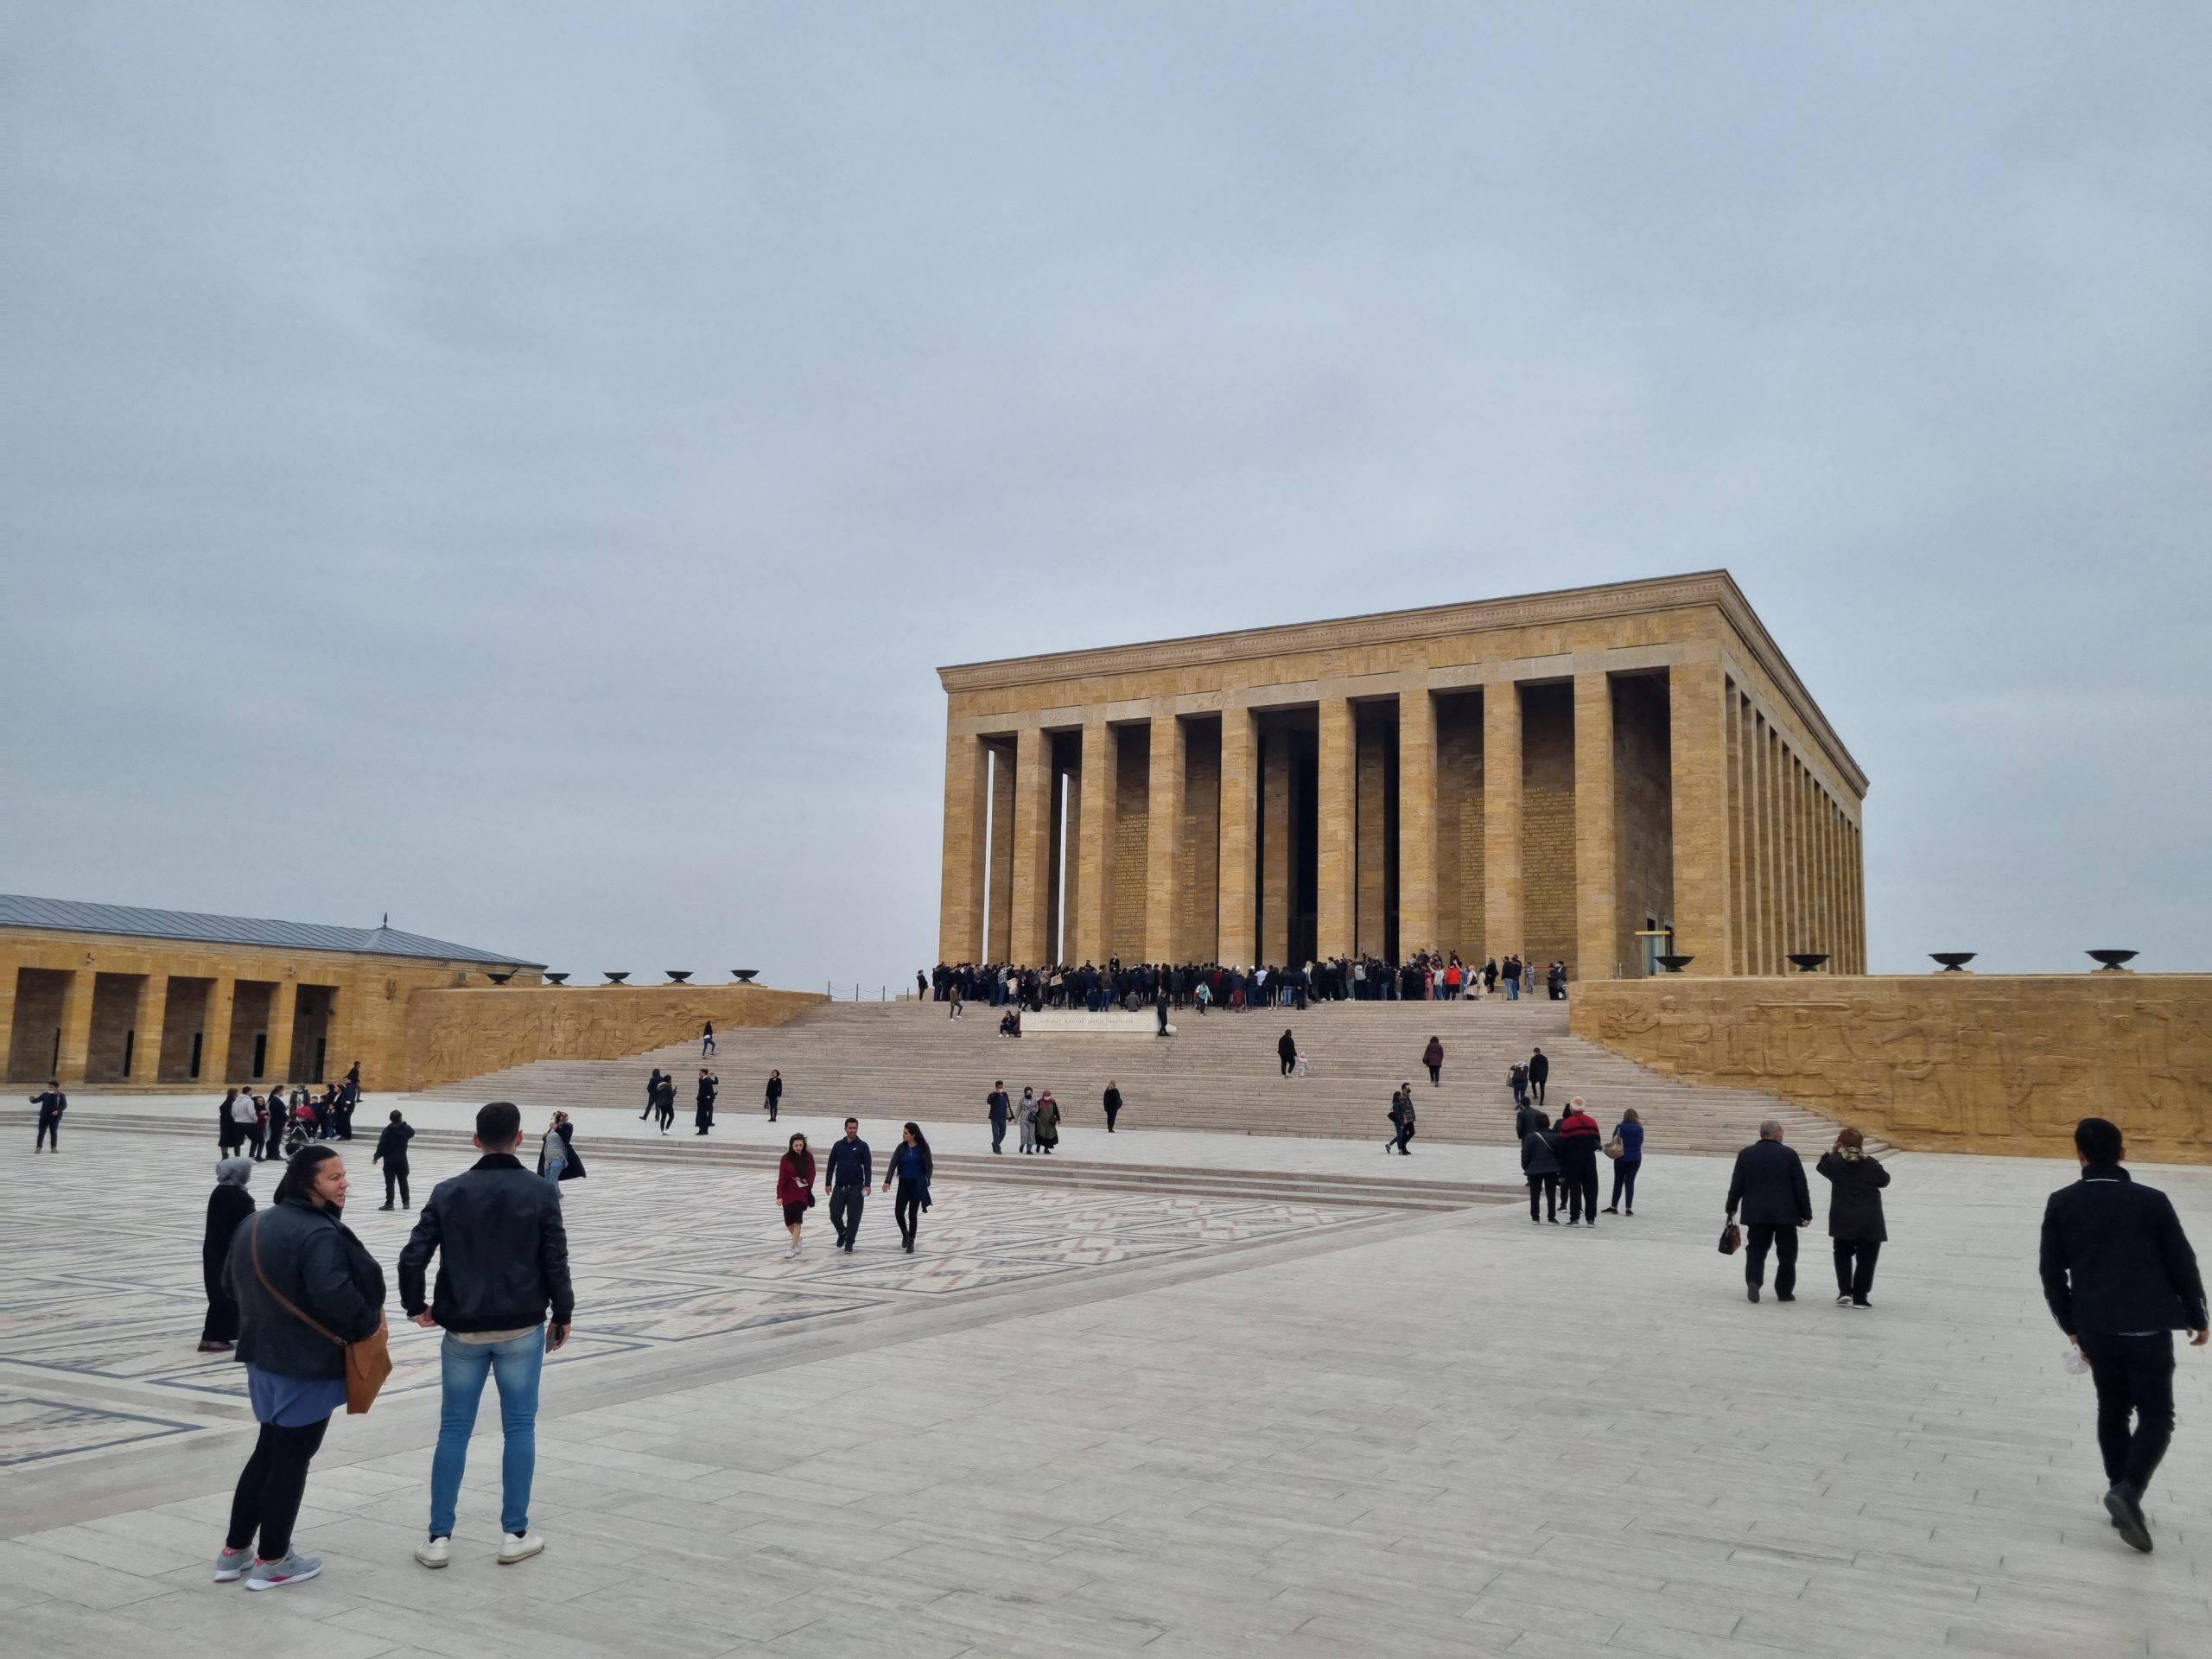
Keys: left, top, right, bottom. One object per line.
{"left": 245, "top": 1550, "right": 323, "bottom": 1591}
{"left": 213, "top": 1545, "right": 253, "bottom": 1582}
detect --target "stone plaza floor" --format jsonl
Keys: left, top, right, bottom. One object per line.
{"left": 1, "top": 1118, "right": 2208, "bottom": 1656}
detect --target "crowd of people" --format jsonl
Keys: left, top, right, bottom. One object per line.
{"left": 927, "top": 950, "right": 1571, "bottom": 1014}
{"left": 211, "top": 1065, "right": 365, "bottom": 1161}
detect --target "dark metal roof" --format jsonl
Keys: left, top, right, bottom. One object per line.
{"left": 0, "top": 894, "right": 542, "bottom": 967}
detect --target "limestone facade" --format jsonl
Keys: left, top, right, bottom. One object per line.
{"left": 937, "top": 572, "right": 1867, "bottom": 977}
{"left": 1572, "top": 975, "right": 2212, "bottom": 1163}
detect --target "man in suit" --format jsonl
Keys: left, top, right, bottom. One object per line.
{"left": 1726, "top": 1120, "right": 1812, "bottom": 1303}
{"left": 2039, "top": 1116, "right": 2208, "bottom": 1553}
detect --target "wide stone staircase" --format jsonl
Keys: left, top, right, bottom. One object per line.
{"left": 417, "top": 995, "right": 1869, "bottom": 1157}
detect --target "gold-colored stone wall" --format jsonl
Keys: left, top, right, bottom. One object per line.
{"left": 1572, "top": 976, "right": 2212, "bottom": 1162}
{"left": 1613, "top": 675, "right": 1674, "bottom": 974}
{"left": 401, "top": 983, "right": 824, "bottom": 1091}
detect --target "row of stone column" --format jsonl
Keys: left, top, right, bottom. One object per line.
{"left": 3, "top": 969, "right": 321, "bottom": 1085}
{"left": 940, "top": 661, "right": 1810, "bottom": 975}
{"left": 1727, "top": 681, "right": 1865, "bottom": 974}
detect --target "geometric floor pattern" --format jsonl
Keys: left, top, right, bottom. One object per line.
{"left": 0, "top": 1135, "right": 1383, "bottom": 1465}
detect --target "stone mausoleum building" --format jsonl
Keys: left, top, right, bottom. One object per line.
{"left": 1, "top": 895, "right": 541, "bottom": 1088}
{"left": 938, "top": 572, "right": 1866, "bottom": 979}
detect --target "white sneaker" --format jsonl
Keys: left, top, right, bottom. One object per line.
{"left": 498, "top": 1532, "right": 543, "bottom": 1565}
{"left": 783, "top": 1248, "right": 799, "bottom": 1259}
{"left": 414, "top": 1535, "right": 450, "bottom": 1568}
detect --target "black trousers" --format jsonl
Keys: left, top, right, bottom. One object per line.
{"left": 1280, "top": 1056, "right": 1295, "bottom": 1076}
{"left": 990, "top": 1116, "right": 1005, "bottom": 1151}
{"left": 35, "top": 1116, "right": 60, "bottom": 1150}
{"left": 1530, "top": 1078, "right": 1546, "bottom": 1103}
{"left": 766, "top": 1096, "right": 779, "bottom": 1121}
{"left": 202, "top": 1278, "right": 240, "bottom": 1343}
{"left": 1103, "top": 1104, "right": 1119, "bottom": 1132}
{"left": 1832, "top": 1239, "right": 1880, "bottom": 1301}
{"left": 1609, "top": 1159, "right": 1640, "bottom": 1210}
{"left": 894, "top": 1180, "right": 923, "bottom": 1248}
{"left": 1745, "top": 1223, "right": 1799, "bottom": 1295}
{"left": 383, "top": 1165, "right": 410, "bottom": 1208}
{"left": 1560, "top": 1153, "right": 1599, "bottom": 1222}
{"left": 1527, "top": 1173, "right": 1558, "bottom": 1220}
{"left": 2080, "top": 1332, "right": 2177, "bottom": 1495}
{"left": 830, "top": 1185, "right": 865, "bottom": 1247}
{"left": 1427, "top": 1065, "right": 1441, "bottom": 1085}
{"left": 226, "top": 1417, "right": 330, "bottom": 1560}
{"left": 1390, "top": 1120, "right": 1414, "bottom": 1154}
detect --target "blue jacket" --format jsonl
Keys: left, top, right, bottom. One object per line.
{"left": 824, "top": 1136, "right": 872, "bottom": 1189}
{"left": 1613, "top": 1121, "right": 1643, "bottom": 1160}
{"left": 887, "top": 1142, "right": 931, "bottom": 1193}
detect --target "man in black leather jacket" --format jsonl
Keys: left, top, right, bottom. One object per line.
{"left": 397, "top": 1101, "right": 575, "bottom": 1569}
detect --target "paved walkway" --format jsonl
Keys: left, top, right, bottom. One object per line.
{"left": 1, "top": 1116, "right": 2208, "bottom": 1656}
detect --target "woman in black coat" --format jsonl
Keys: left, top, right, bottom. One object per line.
{"left": 200, "top": 1157, "right": 257, "bottom": 1351}
{"left": 1278, "top": 1029, "right": 1299, "bottom": 1077}
{"left": 1816, "top": 1128, "right": 1891, "bottom": 1308}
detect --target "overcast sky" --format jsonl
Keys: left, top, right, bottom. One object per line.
{"left": 4, "top": 3, "right": 2207, "bottom": 988}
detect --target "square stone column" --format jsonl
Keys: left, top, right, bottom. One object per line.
{"left": 988, "top": 744, "right": 1015, "bottom": 961}
{"left": 937, "top": 729, "right": 989, "bottom": 963}
{"left": 1482, "top": 682, "right": 1523, "bottom": 963}
{"left": 1009, "top": 726, "right": 1054, "bottom": 967}
{"left": 54, "top": 969, "right": 95, "bottom": 1084}
{"left": 1314, "top": 696, "right": 1356, "bottom": 959}
{"left": 1144, "top": 712, "right": 1185, "bottom": 963}
{"left": 202, "top": 977, "right": 238, "bottom": 1083}
{"left": 1397, "top": 685, "right": 1437, "bottom": 960}
{"left": 1669, "top": 658, "right": 1734, "bottom": 974}
{"left": 1217, "top": 708, "right": 1257, "bottom": 967}
{"left": 134, "top": 974, "right": 169, "bottom": 1083}
{"left": 265, "top": 981, "right": 299, "bottom": 1084}
{"left": 1073, "top": 720, "right": 1116, "bottom": 963}
{"left": 1573, "top": 671, "right": 1618, "bottom": 982}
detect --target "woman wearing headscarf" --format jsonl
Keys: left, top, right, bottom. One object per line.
{"left": 215, "top": 1144, "right": 385, "bottom": 1592}
{"left": 200, "top": 1157, "right": 257, "bottom": 1352}
{"left": 1034, "top": 1090, "right": 1061, "bottom": 1154}
{"left": 881, "top": 1122, "right": 933, "bottom": 1252}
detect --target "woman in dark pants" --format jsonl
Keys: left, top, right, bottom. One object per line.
{"left": 217, "top": 1144, "right": 385, "bottom": 1592}
{"left": 1278, "top": 1029, "right": 1299, "bottom": 1077}
{"left": 1521, "top": 1112, "right": 1560, "bottom": 1223}
{"left": 882, "top": 1122, "right": 933, "bottom": 1252}
{"left": 200, "top": 1158, "right": 257, "bottom": 1351}
{"left": 1817, "top": 1128, "right": 1891, "bottom": 1306}
{"left": 1605, "top": 1108, "right": 1644, "bottom": 1215}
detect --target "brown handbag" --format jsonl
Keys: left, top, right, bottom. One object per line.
{"left": 250, "top": 1215, "right": 394, "bottom": 1414}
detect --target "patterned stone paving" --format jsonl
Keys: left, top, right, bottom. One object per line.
{"left": 0, "top": 1133, "right": 1384, "bottom": 1465}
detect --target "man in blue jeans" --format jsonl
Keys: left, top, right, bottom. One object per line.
{"left": 397, "top": 1100, "right": 574, "bottom": 1568}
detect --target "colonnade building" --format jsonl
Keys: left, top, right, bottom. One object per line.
{"left": 937, "top": 572, "right": 1866, "bottom": 979}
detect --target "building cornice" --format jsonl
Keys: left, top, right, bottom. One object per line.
{"left": 940, "top": 570, "right": 1866, "bottom": 797}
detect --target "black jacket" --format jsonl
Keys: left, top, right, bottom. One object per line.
{"left": 398, "top": 1153, "right": 575, "bottom": 1331}
{"left": 224, "top": 1196, "right": 385, "bottom": 1380}
{"left": 2040, "top": 1166, "right": 2208, "bottom": 1337}
{"left": 824, "top": 1136, "right": 872, "bottom": 1188}
{"left": 1528, "top": 1053, "right": 1549, "bottom": 1083}
{"left": 1816, "top": 1151, "right": 1890, "bottom": 1242}
{"left": 1521, "top": 1129, "right": 1560, "bottom": 1176}
{"left": 1513, "top": 1103, "right": 1540, "bottom": 1141}
{"left": 373, "top": 1121, "right": 415, "bottom": 1166}
{"left": 1726, "top": 1139, "right": 1813, "bottom": 1226}
{"left": 536, "top": 1120, "right": 586, "bottom": 1180}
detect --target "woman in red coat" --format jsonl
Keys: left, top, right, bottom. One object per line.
{"left": 777, "top": 1134, "right": 816, "bottom": 1259}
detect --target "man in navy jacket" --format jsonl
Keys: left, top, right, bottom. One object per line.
{"left": 2040, "top": 1116, "right": 2208, "bottom": 1552}
{"left": 825, "top": 1118, "right": 872, "bottom": 1252}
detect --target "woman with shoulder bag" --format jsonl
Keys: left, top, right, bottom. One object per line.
{"left": 1604, "top": 1108, "right": 1645, "bottom": 1216}
{"left": 215, "top": 1144, "right": 387, "bottom": 1592}
{"left": 777, "top": 1133, "right": 816, "bottom": 1258}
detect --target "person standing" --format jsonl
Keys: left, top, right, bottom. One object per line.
{"left": 1016, "top": 1087, "right": 1039, "bottom": 1154}
{"left": 1103, "top": 1080, "right": 1122, "bottom": 1133}
{"left": 1521, "top": 1112, "right": 1560, "bottom": 1224}
{"left": 1154, "top": 984, "right": 1171, "bottom": 1036}
{"left": 882, "top": 1122, "right": 932, "bottom": 1253}
{"left": 373, "top": 1110, "right": 416, "bottom": 1211}
{"left": 764, "top": 1069, "right": 783, "bottom": 1122}
{"left": 824, "top": 1118, "right": 872, "bottom": 1252}
{"left": 536, "top": 1112, "right": 585, "bottom": 1186}
{"left": 1553, "top": 1098, "right": 1602, "bottom": 1225}
{"left": 1035, "top": 1090, "right": 1061, "bottom": 1154}
{"left": 399, "top": 1101, "right": 575, "bottom": 1571}
{"left": 987, "top": 1081, "right": 1009, "bottom": 1153}
{"left": 1726, "top": 1120, "right": 1813, "bottom": 1303}
{"left": 640, "top": 1068, "right": 663, "bottom": 1122}
{"left": 701, "top": 1020, "right": 715, "bottom": 1058}
{"left": 2039, "top": 1115, "right": 2209, "bottom": 1553}
{"left": 1422, "top": 1036, "right": 1445, "bottom": 1088}
{"left": 200, "top": 1157, "right": 257, "bottom": 1352}
{"left": 231, "top": 1087, "right": 260, "bottom": 1158}
{"left": 1278, "top": 1029, "right": 1298, "bottom": 1077}
{"left": 252, "top": 1091, "right": 273, "bottom": 1160}
{"left": 29, "top": 1081, "right": 65, "bottom": 1152}
{"left": 1528, "top": 1047, "right": 1550, "bottom": 1105}
{"left": 1817, "top": 1128, "right": 1891, "bottom": 1306}
{"left": 777, "top": 1134, "right": 815, "bottom": 1257}
{"left": 694, "top": 1069, "right": 718, "bottom": 1135}
{"left": 214, "top": 1144, "right": 385, "bottom": 1592}
{"left": 1604, "top": 1108, "right": 1644, "bottom": 1216}
{"left": 1503, "top": 957, "right": 1522, "bottom": 1000}
{"left": 219, "top": 1087, "right": 243, "bottom": 1154}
